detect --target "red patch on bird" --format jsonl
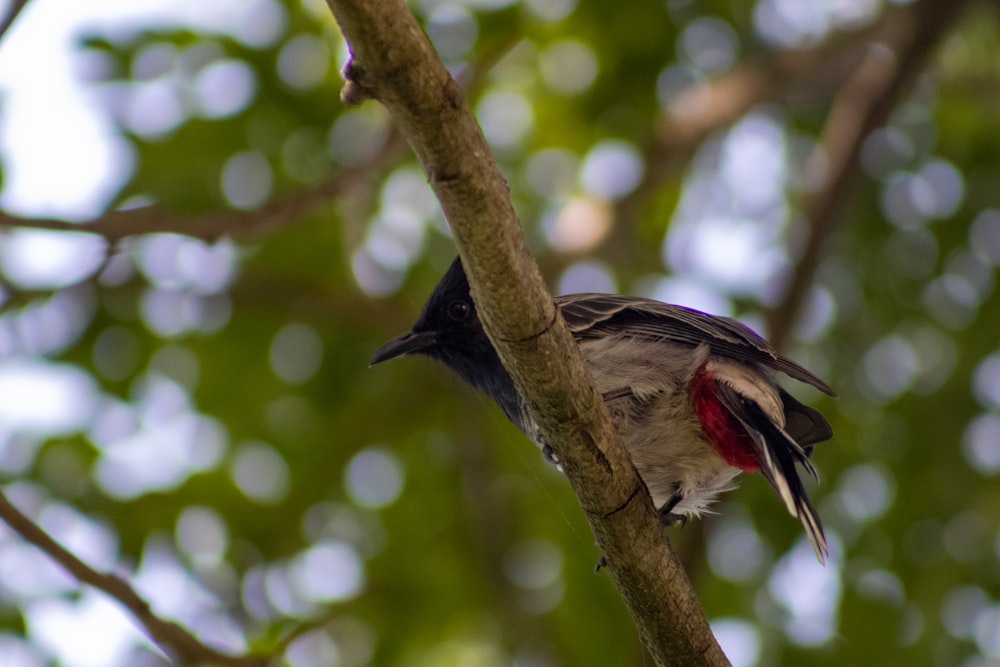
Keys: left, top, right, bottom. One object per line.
{"left": 690, "top": 367, "right": 760, "bottom": 472}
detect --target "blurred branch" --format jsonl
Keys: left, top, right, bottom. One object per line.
{"left": 0, "top": 0, "right": 29, "bottom": 42}
{"left": 0, "top": 36, "right": 518, "bottom": 246}
{"left": 0, "top": 132, "right": 407, "bottom": 243}
{"left": 612, "top": 18, "right": 886, "bottom": 248}
{"left": 610, "top": 1, "right": 973, "bottom": 271}
{"left": 0, "top": 490, "right": 269, "bottom": 667}
{"left": 327, "top": 1, "right": 729, "bottom": 666}
{"left": 767, "top": 0, "right": 974, "bottom": 348}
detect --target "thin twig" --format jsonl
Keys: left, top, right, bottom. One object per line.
{"left": 0, "top": 490, "right": 269, "bottom": 667}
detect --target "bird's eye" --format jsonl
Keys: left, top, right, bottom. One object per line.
{"left": 447, "top": 300, "right": 470, "bottom": 321}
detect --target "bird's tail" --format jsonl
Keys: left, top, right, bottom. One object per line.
{"left": 714, "top": 383, "right": 829, "bottom": 564}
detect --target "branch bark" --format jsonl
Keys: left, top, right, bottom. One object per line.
{"left": 325, "top": 1, "right": 728, "bottom": 665}
{"left": 0, "top": 490, "right": 267, "bottom": 667}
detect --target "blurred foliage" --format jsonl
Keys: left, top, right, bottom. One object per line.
{"left": 1, "top": 0, "right": 1000, "bottom": 666}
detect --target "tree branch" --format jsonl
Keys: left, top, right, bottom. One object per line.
{"left": 767, "top": 0, "right": 974, "bottom": 348}
{"left": 0, "top": 0, "right": 29, "bottom": 43}
{"left": 0, "top": 130, "right": 407, "bottom": 243}
{"left": 611, "top": 18, "right": 886, "bottom": 248}
{"left": 0, "top": 34, "right": 518, "bottom": 245}
{"left": 326, "top": 1, "right": 728, "bottom": 665}
{"left": 0, "top": 490, "right": 268, "bottom": 666}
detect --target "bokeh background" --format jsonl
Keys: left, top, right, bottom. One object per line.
{"left": 0, "top": 0, "right": 999, "bottom": 665}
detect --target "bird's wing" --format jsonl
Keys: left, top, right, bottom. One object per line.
{"left": 713, "top": 381, "right": 829, "bottom": 563}
{"left": 556, "top": 293, "right": 835, "bottom": 396}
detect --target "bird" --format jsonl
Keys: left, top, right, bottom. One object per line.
{"left": 371, "top": 257, "right": 835, "bottom": 562}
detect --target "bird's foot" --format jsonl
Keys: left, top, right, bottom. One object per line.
{"left": 658, "top": 511, "right": 688, "bottom": 527}
{"left": 656, "top": 491, "right": 686, "bottom": 527}
{"left": 542, "top": 444, "right": 559, "bottom": 465}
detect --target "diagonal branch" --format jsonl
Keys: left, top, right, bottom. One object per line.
{"left": 0, "top": 0, "right": 30, "bottom": 43}
{"left": 767, "top": 0, "right": 974, "bottom": 348}
{"left": 0, "top": 490, "right": 268, "bottom": 666}
{"left": 326, "top": 1, "right": 728, "bottom": 665}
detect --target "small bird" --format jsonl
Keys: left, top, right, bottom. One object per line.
{"left": 371, "top": 257, "right": 835, "bottom": 562}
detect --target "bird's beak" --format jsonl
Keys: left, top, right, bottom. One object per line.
{"left": 370, "top": 330, "right": 438, "bottom": 366}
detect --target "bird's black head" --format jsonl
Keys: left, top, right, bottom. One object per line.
{"left": 370, "top": 257, "right": 510, "bottom": 400}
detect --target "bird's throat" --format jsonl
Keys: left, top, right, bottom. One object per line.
{"left": 690, "top": 368, "right": 760, "bottom": 472}
{"left": 442, "top": 346, "right": 526, "bottom": 433}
